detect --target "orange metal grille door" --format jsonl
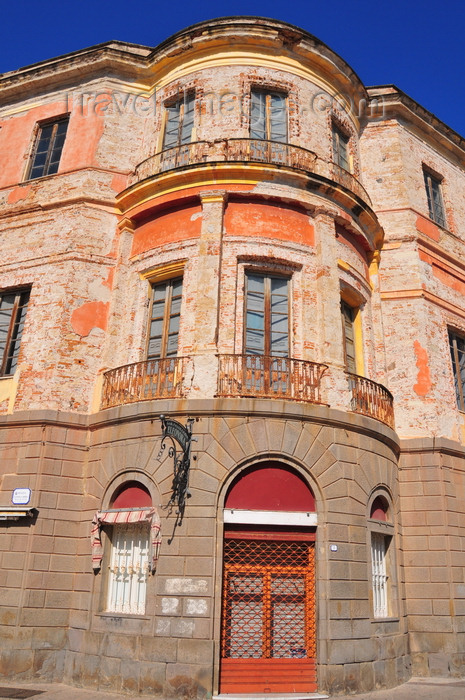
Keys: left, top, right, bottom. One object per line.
{"left": 220, "top": 538, "right": 316, "bottom": 693}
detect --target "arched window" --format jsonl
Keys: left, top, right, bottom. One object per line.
{"left": 368, "top": 493, "right": 395, "bottom": 619}
{"left": 91, "top": 481, "right": 161, "bottom": 616}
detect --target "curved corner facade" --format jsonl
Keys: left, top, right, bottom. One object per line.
{"left": 0, "top": 17, "right": 464, "bottom": 696}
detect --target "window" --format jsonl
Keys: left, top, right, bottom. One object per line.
{"left": 162, "top": 93, "right": 195, "bottom": 149}
{"left": 107, "top": 522, "right": 150, "bottom": 615}
{"left": 423, "top": 169, "right": 446, "bottom": 228}
{"left": 369, "top": 495, "right": 396, "bottom": 619}
{"left": 250, "top": 89, "right": 287, "bottom": 143}
{"left": 332, "top": 123, "right": 350, "bottom": 171}
{"left": 371, "top": 532, "right": 391, "bottom": 618}
{"left": 91, "top": 482, "right": 161, "bottom": 616}
{"left": 449, "top": 330, "right": 465, "bottom": 410}
{"left": 245, "top": 273, "right": 289, "bottom": 357}
{"left": 147, "top": 277, "right": 183, "bottom": 359}
{"left": 341, "top": 300, "right": 358, "bottom": 374}
{"left": 0, "top": 288, "right": 30, "bottom": 376}
{"left": 27, "top": 117, "right": 69, "bottom": 180}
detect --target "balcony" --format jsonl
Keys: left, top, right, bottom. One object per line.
{"left": 101, "top": 357, "right": 188, "bottom": 409}
{"left": 101, "top": 355, "right": 394, "bottom": 430}
{"left": 217, "top": 354, "right": 327, "bottom": 404}
{"left": 348, "top": 373, "right": 394, "bottom": 429}
{"left": 132, "top": 138, "right": 372, "bottom": 206}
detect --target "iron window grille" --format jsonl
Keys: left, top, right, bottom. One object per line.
{"left": 26, "top": 117, "right": 69, "bottom": 180}
{"left": 0, "top": 288, "right": 30, "bottom": 376}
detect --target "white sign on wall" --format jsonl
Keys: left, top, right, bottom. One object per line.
{"left": 12, "top": 488, "right": 31, "bottom": 505}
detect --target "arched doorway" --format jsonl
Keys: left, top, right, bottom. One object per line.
{"left": 220, "top": 463, "right": 317, "bottom": 693}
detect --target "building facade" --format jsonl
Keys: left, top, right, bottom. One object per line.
{"left": 0, "top": 16, "right": 464, "bottom": 696}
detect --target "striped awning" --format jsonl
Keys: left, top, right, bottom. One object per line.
{"left": 91, "top": 507, "right": 161, "bottom": 572}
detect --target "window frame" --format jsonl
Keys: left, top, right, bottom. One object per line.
{"left": 448, "top": 329, "right": 465, "bottom": 411}
{"left": 423, "top": 168, "right": 447, "bottom": 228}
{"left": 162, "top": 92, "right": 196, "bottom": 150}
{"left": 26, "top": 116, "right": 69, "bottom": 181}
{"left": 146, "top": 276, "right": 183, "bottom": 360}
{"left": 340, "top": 297, "right": 364, "bottom": 376}
{"left": 0, "top": 287, "right": 31, "bottom": 376}
{"left": 243, "top": 271, "right": 291, "bottom": 358}
{"left": 105, "top": 520, "right": 151, "bottom": 616}
{"left": 332, "top": 122, "right": 351, "bottom": 171}
{"left": 368, "top": 494, "right": 398, "bottom": 621}
{"left": 249, "top": 88, "right": 288, "bottom": 143}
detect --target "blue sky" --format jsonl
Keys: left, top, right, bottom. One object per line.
{"left": 2, "top": 0, "right": 464, "bottom": 136}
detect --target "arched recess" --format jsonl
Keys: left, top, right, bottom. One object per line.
{"left": 91, "top": 472, "right": 161, "bottom": 616}
{"left": 367, "top": 487, "right": 398, "bottom": 620}
{"left": 220, "top": 461, "right": 317, "bottom": 694}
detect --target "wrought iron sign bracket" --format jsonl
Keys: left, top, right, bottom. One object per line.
{"left": 158, "top": 415, "right": 196, "bottom": 525}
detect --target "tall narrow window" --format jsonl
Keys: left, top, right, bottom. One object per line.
{"left": 0, "top": 288, "right": 30, "bottom": 376}
{"left": 449, "top": 330, "right": 465, "bottom": 411}
{"left": 423, "top": 169, "right": 446, "bottom": 227}
{"left": 162, "top": 93, "right": 195, "bottom": 149}
{"left": 147, "top": 278, "right": 183, "bottom": 359}
{"left": 341, "top": 300, "right": 357, "bottom": 374}
{"left": 371, "top": 532, "right": 390, "bottom": 618}
{"left": 245, "top": 274, "right": 289, "bottom": 357}
{"left": 332, "top": 124, "right": 350, "bottom": 171}
{"left": 107, "top": 523, "right": 150, "bottom": 615}
{"left": 250, "top": 89, "right": 287, "bottom": 143}
{"left": 27, "top": 117, "right": 69, "bottom": 180}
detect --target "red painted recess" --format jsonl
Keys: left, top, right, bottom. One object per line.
{"left": 370, "top": 496, "right": 388, "bottom": 521}
{"left": 111, "top": 481, "right": 152, "bottom": 508}
{"left": 225, "top": 463, "right": 315, "bottom": 512}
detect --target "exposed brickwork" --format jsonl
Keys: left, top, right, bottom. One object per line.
{"left": 0, "top": 16, "right": 464, "bottom": 697}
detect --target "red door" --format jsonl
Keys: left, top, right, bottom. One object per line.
{"left": 220, "top": 536, "right": 316, "bottom": 693}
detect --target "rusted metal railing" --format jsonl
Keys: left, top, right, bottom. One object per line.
{"left": 132, "top": 138, "right": 371, "bottom": 205}
{"left": 101, "top": 357, "right": 187, "bottom": 409}
{"left": 217, "top": 354, "right": 327, "bottom": 404}
{"left": 348, "top": 373, "right": 394, "bottom": 428}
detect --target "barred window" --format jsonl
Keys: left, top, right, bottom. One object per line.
{"left": 27, "top": 117, "right": 69, "bottom": 180}
{"left": 0, "top": 288, "right": 30, "bottom": 376}
{"left": 107, "top": 522, "right": 150, "bottom": 615}
{"left": 371, "top": 532, "right": 390, "bottom": 618}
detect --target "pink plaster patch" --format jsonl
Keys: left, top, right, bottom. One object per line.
{"left": 71, "top": 301, "right": 109, "bottom": 337}
{"left": 413, "top": 340, "right": 432, "bottom": 396}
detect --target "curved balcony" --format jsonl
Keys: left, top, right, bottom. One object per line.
{"left": 217, "top": 354, "right": 327, "bottom": 404}
{"left": 101, "top": 357, "right": 189, "bottom": 409}
{"left": 348, "top": 373, "right": 394, "bottom": 429}
{"left": 101, "top": 356, "right": 394, "bottom": 430}
{"left": 132, "top": 138, "right": 372, "bottom": 206}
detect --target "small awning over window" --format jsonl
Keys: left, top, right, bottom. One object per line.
{"left": 91, "top": 507, "right": 161, "bottom": 573}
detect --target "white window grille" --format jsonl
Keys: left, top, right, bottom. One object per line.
{"left": 107, "top": 522, "right": 150, "bottom": 615}
{"left": 371, "top": 532, "right": 389, "bottom": 618}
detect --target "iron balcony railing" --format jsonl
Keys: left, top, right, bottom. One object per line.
{"left": 348, "top": 373, "right": 394, "bottom": 429}
{"left": 101, "top": 357, "right": 187, "bottom": 409}
{"left": 132, "top": 138, "right": 372, "bottom": 205}
{"left": 217, "top": 354, "right": 328, "bottom": 404}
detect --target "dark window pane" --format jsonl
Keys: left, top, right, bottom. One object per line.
{"left": 28, "top": 118, "right": 69, "bottom": 180}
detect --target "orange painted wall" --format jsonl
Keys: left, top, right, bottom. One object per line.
{"left": 0, "top": 98, "right": 105, "bottom": 189}
{"left": 224, "top": 201, "right": 314, "bottom": 246}
{"left": 131, "top": 204, "right": 202, "bottom": 256}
